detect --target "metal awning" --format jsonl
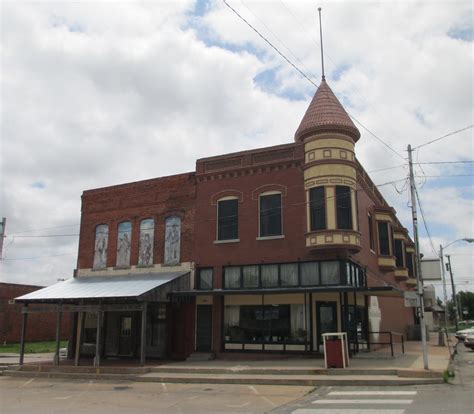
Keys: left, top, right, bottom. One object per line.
{"left": 15, "top": 271, "right": 190, "bottom": 303}
{"left": 171, "top": 285, "right": 403, "bottom": 298}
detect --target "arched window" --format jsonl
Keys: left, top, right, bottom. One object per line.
{"left": 164, "top": 216, "right": 181, "bottom": 265}
{"left": 93, "top": 224, "right": 108, "bottom": 269}
{"left": 138, "top": 219, "right": 154, "bottom": 266}
{"left": 217, "top": 197, "right": 239, "bottom": 241}
{"left": 116, "top": 221, "right": 132, "bottom": 267}
{"left": 259, "top": 191, "right": 282, "bottom": 237}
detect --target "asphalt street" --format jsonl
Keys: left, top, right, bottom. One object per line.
{"left": 273, "top": 343, "right": 474, "bottom": 414}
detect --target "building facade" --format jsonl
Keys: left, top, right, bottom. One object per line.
{"left": 15, "top": 78, "right": 416, "bottom": 364}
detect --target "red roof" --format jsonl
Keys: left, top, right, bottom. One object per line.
{"left": 294, "top": 79, "right": 360, "bottom": 142}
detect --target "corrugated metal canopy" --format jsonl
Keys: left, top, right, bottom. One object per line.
{"left": 15, "top": 271, "right": 189, "bottom": 302}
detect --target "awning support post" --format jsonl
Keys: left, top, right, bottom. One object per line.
{"left": 94, "top": 310, "right": 102, "bottom": 367}
{"left": 19, "top": 304, "right": 28, "bottom": 366}
{"left": 54, "top": 305, "right": 62, "bottom": 365}
{"left": 75, "top": 312, "right": 83, "bottom": 367}
{"left": 140, "top": 302, "right": 147, "bottom": 367}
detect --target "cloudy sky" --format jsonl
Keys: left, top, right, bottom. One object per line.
{"left": 1, "top": 0, "right": 473, "bottom": 298}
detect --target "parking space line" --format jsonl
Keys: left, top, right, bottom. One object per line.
{"left": 328, "top": 391, "right": 417, "bottom": 396}
{"left": 19, "top": 378, "right": 35, "bottom": 388}
{"left": 312, "top": 399, "right": 413, "bottom": 405}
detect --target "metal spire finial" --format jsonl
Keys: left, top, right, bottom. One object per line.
{"left": 318, "top": 7, "right": 325, "bottom": 81}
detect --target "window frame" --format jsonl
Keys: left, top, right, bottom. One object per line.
{"left": 197, "top": 267, "right": 214, "bottom": 290}
{"left": 258, "top": 191, "right": 283, "bottom": 239}
{"left": 368, "top": 212, "right": 375, "bottom": 252}
{"left": 335, "top": 186, "right": 353, "bottom": 230}
{"left": 216, "top": 196, "right": 239, "bottom": 242}
{"left": 309, "top": 186, "right": 326, "bottom": 231}
{"left": 394, "top": 238, "right": 405, "bottom": 268}
{"left": 377, "top": 221, "right": 391, "bottom": 256}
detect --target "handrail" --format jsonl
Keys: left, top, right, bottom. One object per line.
{"left": 367, "top": 331, "right": 405, "bottom": 356}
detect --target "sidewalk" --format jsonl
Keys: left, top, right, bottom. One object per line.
{"left": 1, "top": 336, "right": 451, "bottom": 386}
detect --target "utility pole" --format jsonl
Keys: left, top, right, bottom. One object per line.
{"left": 407, "top": 145, "right": 429, "bottom": 370}
{"left": 446, "top": 254, "right": 459, "bottom": 330}
{"left": 0, "top": 217, "right": 6, "bottom": 260}
{"left": 439, "top": 244, "right": 449, "bottom": 340}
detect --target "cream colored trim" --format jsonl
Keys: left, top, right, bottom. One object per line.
{"left": 304, "top": 136, "right": 355, "bottom": 152}
{"left": 351, "top": 188, "right": 358, "bottom": 231}
{"left": 375, "top": 213, "right": 393, "bottom": 223}
{"left": 77, "top": 262, "right": 193, "bottom": 277}
{"left": 326, "top": 187, "right": 336, "bottom": 229}
{"left": 256, "top": 235, "right": 285, "bottom": 241}
{"left": 214, "top": 239, "right": 240, "bottom": 244}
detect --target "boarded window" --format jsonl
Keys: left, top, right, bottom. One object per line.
{"left": 138, "top": 219, "right": 154, "bottom": 266}
{"left": 198, "top": 268, "right": 213, "bottom": 290}
{"left": 93, "top": 224, "right": 108, "bottom": 269}
{"left": 394, "top": 239, "right": 404, "bottom": 267}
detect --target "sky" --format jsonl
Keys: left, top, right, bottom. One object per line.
{"left": 1, "top": 0, "right": 473, "bottom": 300}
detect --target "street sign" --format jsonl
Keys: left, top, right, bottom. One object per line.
{"left": 421, "top": 258, "right": 442, "bottom": 280}
{"left": 404, "top": 291, "right": 419, "bottom": 307}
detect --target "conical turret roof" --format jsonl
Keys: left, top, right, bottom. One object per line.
{"left": 295, "top": 79, "right": 360, "bottom": 142}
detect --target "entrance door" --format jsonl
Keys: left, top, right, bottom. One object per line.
{"left": 316, "top": 301, "right": 338, "bottom": 350}
{"left": 118, "top": 315, "right": 134, "bottom": 356}
{"left": 196, "top": 305, "right": 212, "bottom": 352}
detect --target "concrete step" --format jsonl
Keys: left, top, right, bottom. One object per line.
{"left": 185, "top": 352, "right": 215, "bottom": 362}
{"left": 2, "top": 369, "right": 444, "bottom": 386}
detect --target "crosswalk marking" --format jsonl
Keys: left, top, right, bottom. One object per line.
{"left": 312, "top": 399, "right": 413, "bottom": 405}
{"left": 292, "top": 410, "right": 406, "bottom": 414}
{"left": 328, "top": 391, "right": 417, "bottom": 396}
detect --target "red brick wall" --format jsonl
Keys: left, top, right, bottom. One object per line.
{"left": 0, "top": 283, "right": 71, "bottom": 343}
{"left": 77, "top": 172, "right": 196, "bottom": 269}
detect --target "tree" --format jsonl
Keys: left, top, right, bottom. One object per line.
{"left": 458, "top": 291, "right": 474, "bottom": 320}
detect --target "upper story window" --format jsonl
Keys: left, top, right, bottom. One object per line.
{"left": 222, "top": 260, "right": 365, "bottom": 290}
{"left": 336, "top": 186, "right": 352, "bottom": 230}
{"left": 406, "top": 252, "right": 415, "bottom": 277}
{"left": 116, "top": 221, "right": 132, "bottom": 267}
{"left": 138, "top": 219, "right": 154, "bottom": 266}
{"left": 309, "top": 186, "right": 326, "bottom": 231}
{"left": 93, "top": 224, "right": 108, "bottom": 269}
{"left": 394, "top": 239, "right": 405, "bottom": 268}
{"left": 217, "top": 198, "right": 238, "bottom": 241}
{"left": 164, "top": 216, "right": 181, "bottom": 265}
{"left": 368, "top": 213, "right": 375, "bottom": 251}
{"left": 259, "top": 192, "right": 282, "bottom": 237}
{"left": 378, "top": 221, "right": 391, "bottom": 256}
{"left": 197, "top": 268, "right": 213, "bottom": 290}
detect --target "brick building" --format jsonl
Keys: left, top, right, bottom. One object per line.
{"left": 15, "top": 78, "right": 416, "bottom": 364}
{"left": 1, "top": 283, "right": 70, "bottom": 343}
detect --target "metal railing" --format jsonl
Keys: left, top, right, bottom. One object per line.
{"left": 367, "top": 331, "right": 405, "bottom": 357}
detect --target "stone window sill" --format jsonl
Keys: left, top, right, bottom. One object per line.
{"left": 214, "top": 239, "right": 240, "bottom": 244}
{"left": 256, "top": 235, "right": 285, "bottom": 241}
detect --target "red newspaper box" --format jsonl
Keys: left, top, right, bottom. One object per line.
{"left": 322, "top": 332, "right": 349, "bottom": 368}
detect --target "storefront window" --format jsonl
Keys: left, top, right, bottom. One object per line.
{"left": 224, "top": 266, "right": 241, "bottom": 289}
{"left": 223, "top": 304, "right": 306, "bottom": 344}
{"left": 301, "top": 262, "right": 319, "bottom": 286}
{"left": 261, "top": 264, "right": 278, "bottom": 287}
{"left": 280, "top": 263, "right": 298, "bottom": 286}
{"left": 320, "top": 261, "right": 340, "bottom": 285}
{"left": 242, "top": 265, "right": 259, "bottom": 288}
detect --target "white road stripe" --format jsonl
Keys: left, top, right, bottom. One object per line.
{"left": 292, "top": 410, "right": 405, "bottom": 414}
{"left": 312, "top": 399, "right": 413, "bottom": 405}
{"left": 19, "top": 378, "right": 35, "bottom": 388}
{"left": 328, "top": 391, "right": 417, "bottom": 396}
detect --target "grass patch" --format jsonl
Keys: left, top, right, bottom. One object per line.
{"left": 0, "top": 341, "right": 68, "bottom": 354}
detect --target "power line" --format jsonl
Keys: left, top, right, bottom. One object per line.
{"left": 412, "top": 125, "right": 474, "bottom": 150}
{"left": 9, "top": 234, "right": 79, "bottom": 238}
{"left": 417, "top": 160, "right": 474, "bottom": 165}
{"left": 414, "top": 186, "right": 437, "bottom": 256}
{"left": 222, "top": 0, "right": 406, "bottom": 162}
{"left": 222, "top": 0, "right": 317, "bottom": 87}
{"left": 7, "top": 224, "right": 80, "bottom": 235}
{"left": 2, "top": 252, "right": 76, "bottom": 261}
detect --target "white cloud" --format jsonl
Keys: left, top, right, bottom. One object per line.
{"left": 1, "top": 1, "right": 473, "bottom": 290}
